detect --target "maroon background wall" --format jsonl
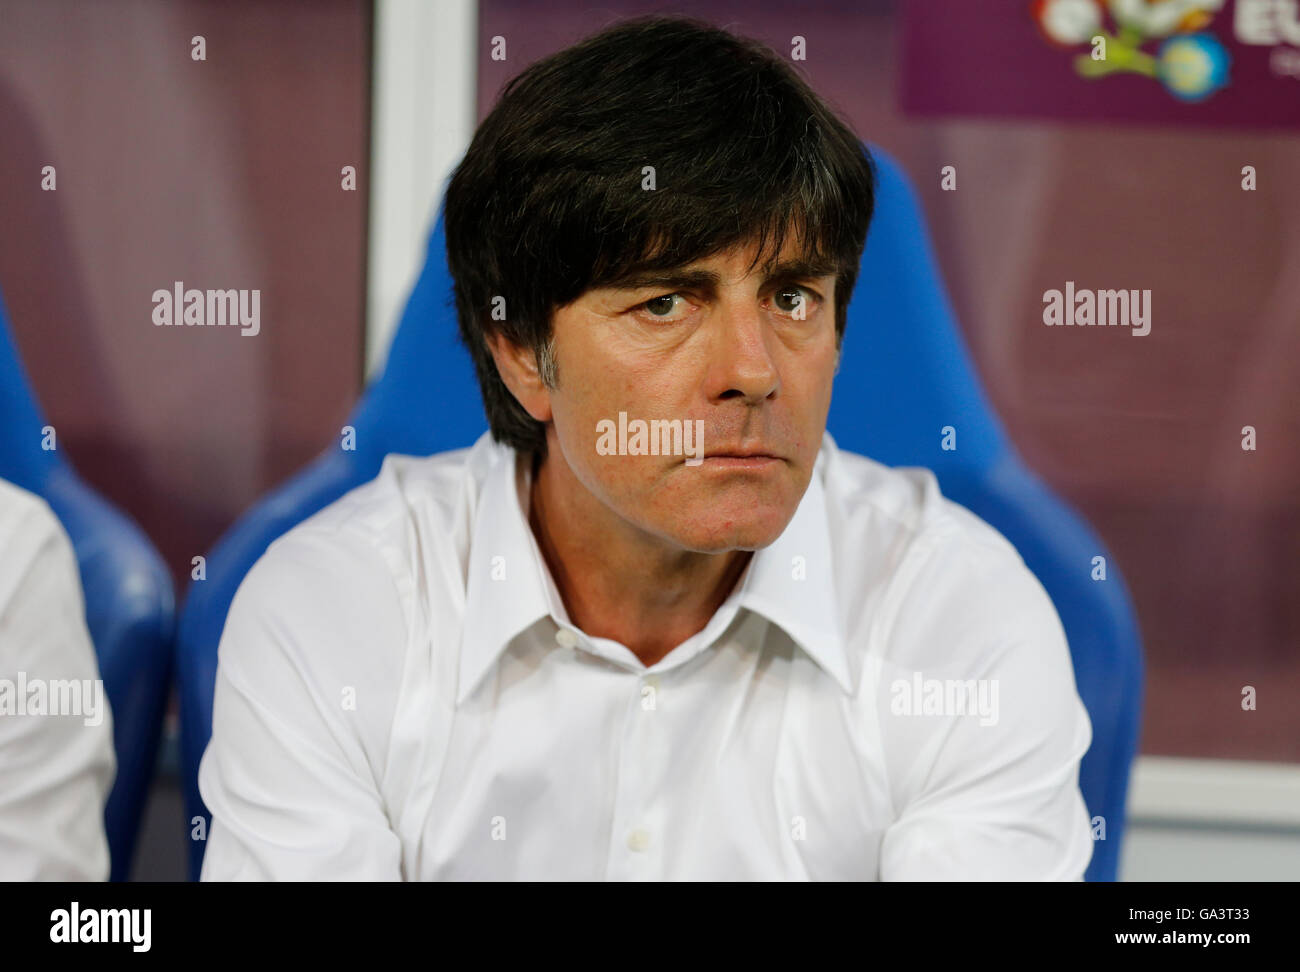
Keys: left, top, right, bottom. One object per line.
{"left": 1, "top": 0, "right": 1295, "bottom": 770}
{"left": 478, "top": 0, "right": 1300, "bottom": 763}
{"left": 0, "top": 0, "right": 370, "bottom": 587}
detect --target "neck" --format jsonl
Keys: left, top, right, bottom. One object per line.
{"left": 526, "top": 443, "right": 751, "bottom": 668}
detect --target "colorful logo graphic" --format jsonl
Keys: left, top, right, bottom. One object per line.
{"left": 1032, "top": 0, "right": 1232, "bottom": 100}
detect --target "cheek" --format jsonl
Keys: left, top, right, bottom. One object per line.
{"left": 553, "top": 359, "right": 629, "bottom": 452}
{"left": 555, "top": 342, "right": 686, "bottom": 442}
{"left": 781, "top": 341, "right": 838, "bottom": 455}
{"left": 550, "top": 363, "right": 656, "bottom": 501}
{"left": 785, "top": 336, "right": 838, "bottom": 405}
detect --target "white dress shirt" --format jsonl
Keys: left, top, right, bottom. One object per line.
{"left": 199, "top": 430, "right": 1094, "bottom": 881}
{"left": 0, "top": 477, "right": 115, "bottom": 881}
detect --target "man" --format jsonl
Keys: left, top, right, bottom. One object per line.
{"left": 200, "top": 15, "right": 1093, "bottom": 880}
{"left": 0, "top": 476, "right": 115, "bottom": 880}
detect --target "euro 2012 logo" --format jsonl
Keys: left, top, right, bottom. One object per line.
{"left": 1032, "top": 0, "right": 1231, "bottom": 100}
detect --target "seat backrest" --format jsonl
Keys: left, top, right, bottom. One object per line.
{"left": 829, "top": 148, "right": 1144, "bottom": 881}
{"left": 0, "top": 288, "right": 175, "bottom": 881}
{"left": 178, "top": 145, "right": 1143, "bottom": 881}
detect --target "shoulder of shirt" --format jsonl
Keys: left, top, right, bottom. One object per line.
{"left": 0, "top": 478, "right": 75, "bottom": 606}
{"left": 219, "top": 440, "right": 498, "bottom": 739}
{"left": 817, "top": 440, "right": 1071, "bottom": 764}
{"left": 0, "top": 477, "right": 62, "bottom": 548}
{"left": 818, "top": 437, "right": 1058, "bottom": 656}
{"left": 820, "top": 437, "right": 1023, "bottom": 567}
{"left": 249, "top": 435, "right": 500, "bottom": 586}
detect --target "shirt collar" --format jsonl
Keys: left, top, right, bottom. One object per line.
{"left": 732, "top": 438, "right": 853, "bottom": 695}
{"left": 456, "top": 433, "right": 852, "bottom": 704}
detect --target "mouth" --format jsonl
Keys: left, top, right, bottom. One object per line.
{"left": 695, "top": 451, "right": 784, "bottom": 470}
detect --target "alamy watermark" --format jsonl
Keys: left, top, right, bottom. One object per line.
{"left": 0, "top": 672, "right": 106, "bottom": 727}
{"left": 889, "top": 673, "right": 1000, "bottom": 727}
{"left": 50, "top": 902, "right": 150, "bottom": 952}
{"left": 1043, "top": 281, "right": 1150, "bottom": 336}
{"left": 596, "top": 411, "right": 705, "bottom": 465}
{"left": 151, "top": 281, "right": 260, "bottom": 336}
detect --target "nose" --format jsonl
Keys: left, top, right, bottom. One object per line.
{"left": 705, "top": 297, "right": 780, "bottom": 405}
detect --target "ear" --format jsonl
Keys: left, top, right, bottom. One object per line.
{"left": 486, "top": 330, "right": 553, "bottom": 424}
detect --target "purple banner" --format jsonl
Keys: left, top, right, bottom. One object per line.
{"left": 901, "top": 0, "right": 1300, "bottom": 128}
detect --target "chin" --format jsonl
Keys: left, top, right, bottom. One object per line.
{"left": 665, "top": 507, "right": 793, "bottom": 553}
{"left": 652, "top": 472, "right": 802, "bottom": 551}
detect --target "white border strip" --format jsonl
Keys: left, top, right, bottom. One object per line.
{"left": 366, "top": 0, "right": 479, "bottom": 377}
{"left": 1129, "top": 755, "right": 1300, "bottom": 829}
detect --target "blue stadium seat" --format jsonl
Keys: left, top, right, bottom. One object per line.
{"left": 176, "top": 145, "right": 1144, "bottom": 881}
{"left": 0, "top": 287, "right": 175, "bottom": 881}
{"left": 830, "top": 148, "right": 1144, "bottom": 881}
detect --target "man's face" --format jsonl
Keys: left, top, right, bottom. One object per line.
{"left": 535, "top": 231, "right": 842, "bottom": 553}
{"left": 514, "top": 236, "right": 840, "bottom": 554}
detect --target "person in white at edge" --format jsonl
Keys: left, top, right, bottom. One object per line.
{"left": 0, "top": 477, "right": 115, "bottom": 880}
{"left": 199, "top": 16, "right": 1094, "bottom": 881}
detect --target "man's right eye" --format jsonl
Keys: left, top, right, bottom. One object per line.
{"left": 643, "top": 294, "right": 682, "bottom": 317}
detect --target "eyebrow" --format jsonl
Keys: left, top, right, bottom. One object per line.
{"left": 601, "top": 257, "right": 840, "bottom": 294}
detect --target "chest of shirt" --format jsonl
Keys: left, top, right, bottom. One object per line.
{"left": 381, "top": 621, "right": 892, "bottom": 880}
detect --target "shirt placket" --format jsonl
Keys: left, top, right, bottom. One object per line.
{"left": 604, "top": 668, "right": 670, "bottom": 880}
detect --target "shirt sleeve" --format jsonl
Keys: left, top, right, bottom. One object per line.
{"left": 198, "top": 523, "right": 408, "bottom": 881}
{"left": 0, "top": 494, "right": 115, "bottom": 881}
{"left": 874, "top": 526, "right": 1095, "bottom": 881}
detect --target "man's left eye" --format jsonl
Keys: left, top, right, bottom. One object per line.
{"left": 773, "top": 287, "right": 816, "bottom": 315}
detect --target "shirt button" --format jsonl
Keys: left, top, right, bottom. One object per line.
{"left": 555, "top": 628, "right": 578, "bottom": 649}
{"left": 626, "top": 827, "right": 652, "bottom": 852}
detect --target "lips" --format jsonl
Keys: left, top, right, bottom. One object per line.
{"left": 704, "top": 450, "right": 782, "bottom": 460}
{"left": 696, "top": 451, "right": 784, "bottom": 470}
